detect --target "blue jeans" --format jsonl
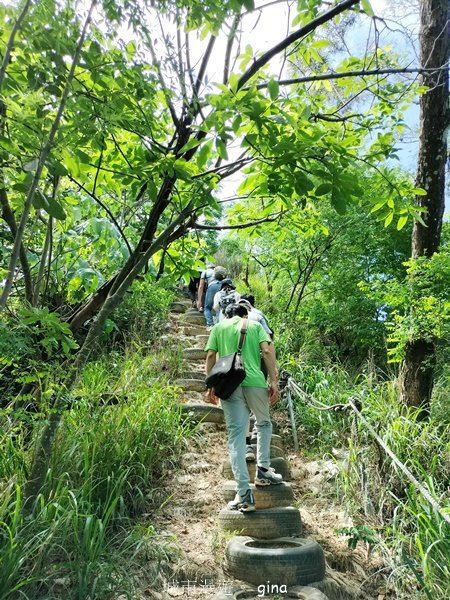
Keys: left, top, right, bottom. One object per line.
{"left": 204, "top": 304, "right": 214, "bottom": 327}
{"left": 220, "top": 386, "right": 272, "bottom": 497}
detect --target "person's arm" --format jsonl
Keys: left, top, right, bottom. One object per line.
{"left": 196, "top": 276, "right": 206, "bottom": 310}
{"left": 206, "top": 349, "right": 217, "bottom": 375}
{"left": 260, "top": 341, "right": 279, "bottom": 405}
{"left": 205, "top": 349, "right": 219, "bottom": 405}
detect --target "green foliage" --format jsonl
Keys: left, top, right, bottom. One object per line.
{"left": 336, "top": 525, "right": 379, "bottom": 550}
{"left": 384, "top": 247, "right": 450, "bottom": 363}
{"left": 20, "top": 307, "right": 79, "bottom": 357}
{"left": 108, "top": 278, "right": 175, "bottom": 346}
{"left": 0, "top": 381, "right": 189, "bottom": 598}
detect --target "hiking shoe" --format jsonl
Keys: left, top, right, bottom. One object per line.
{"left": 245, "top": 445, "right": 255, "bottom": 462}
{"left": 255, "top": 466, "right": 283, "bottom": 486}
{"left": 227, "top": 489, "right": 256, "bottom": 512}
{"left": 206, "top": 325, "right": 214, "bottom": 331}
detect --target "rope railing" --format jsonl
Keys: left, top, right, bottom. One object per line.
{"left": 281, "top": 372, "right": 450, "bottom": 527}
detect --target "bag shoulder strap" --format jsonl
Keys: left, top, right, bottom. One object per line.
{"left": 237, "top": 318, "right": 248, "bottom": 354}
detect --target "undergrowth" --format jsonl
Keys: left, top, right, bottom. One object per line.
{"left": 281, "top": 357, "right": 450, "bottom": 599}
{"left": 0, "top": 283, "right": 191, "bottom": 599}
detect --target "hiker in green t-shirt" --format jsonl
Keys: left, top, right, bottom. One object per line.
{"left": 205, "top": 303, "right": 282, "bottom": 512}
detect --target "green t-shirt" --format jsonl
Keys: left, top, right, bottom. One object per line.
{"left": 205, "top": 316, "right": 271, "bottom": 388}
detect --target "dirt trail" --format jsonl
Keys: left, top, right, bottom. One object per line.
{"left": 149, "top": 306, "right": 391, "bottom": 600}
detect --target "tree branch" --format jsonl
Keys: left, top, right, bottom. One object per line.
{"left": 191, "top": 211, "right": 285, "bottom": 230}
{"left": 255, "top": 66, "right": 449, "bottom": 89}
{"left": 237, "top": 0, "right": 361, "bottom": 90}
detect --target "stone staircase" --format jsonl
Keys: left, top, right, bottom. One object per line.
{"left": 168, "top": 298, "right": 330, "bottom": 599}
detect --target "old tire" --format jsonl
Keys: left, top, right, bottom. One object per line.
{"left": 222, "top": 456, "right": 291, "bottom": 481}
{"left": 225, "top": 536, "right": 326, "bottom": 587}
{"left": 180, "top": 404, "right": 225, "bottom": 424}
{"left": 218, "top": 506, "right": 301, "bottom": 539}
{"left": 213, "top": 585, "right": 328, "bottom": 599}
{"left": 221, "top": 480, "right": 294, "bottom": 509}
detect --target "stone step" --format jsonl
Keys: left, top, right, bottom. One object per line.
{"left": 170, "top": 301, "right": 188, "bottom": 313}
{"left": 183, "top": 314, "right": 206, "bottom": 325}
{"left": 178, "top": 370, "right": 205, "bottom": 380}
{"left": 175, "top": 378, "right": 206, "bottom": 392}
{"left": 183, "top": 348, "right": 207, "bottom": 361}
{"left": 182, "top": 326, "right": 207, "bottom": 336}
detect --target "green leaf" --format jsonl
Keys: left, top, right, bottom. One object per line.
{"left": 147, "top": 180, "right": 158, "bottom": 202}
{"left": 178, "top": 138, "right": 201, "bottom": 154}
{"left": 331, "top": 188, "right": 347, "bottom": 214}
{"left": 216, "top": 139, "right": 228, "bottom": 160}
{"left": 46, "top": 196, "right": 66, "bottom": 220}
{"left": 315, "top": 183, "right": 332, "bottom": 196}
{"left": 384, "top": 212, "right": 393, "bottom": 227}
{"left": 267, "top": 79, "right": 279, "bottom": 101}
{"left": 197, "top": 141, "right": 212, "bottom": 168}
{"left": 397, "top": 215, "right": 408, "bottom": 230}
{"left": 371, "top": 198, "right": 388, "bottom": 212}
{"left": 33, "top": 188, "right": 50, "bottom": 211}
{"left": 241, "top": 0, "right": 255, "bottom": 10}
{"left": 361, "top": 0, "right": 374, "bottom": 16}
{"left": 412, "top": 187, "right": 427, "bottom": 196}
{"left": 48, "top": 160, "right": 68, "bottom": 177}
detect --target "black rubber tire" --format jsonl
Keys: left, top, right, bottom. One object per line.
{"left": 222, "top": 456, "right": 291, "bottom": 481}
{"left": 225, "top": 536, "right": 326, "bottom": 587}
{"left": 180, "top": 403, "right": 225, "bottom": 424}
{"left": 218, "top": 506, "right": 302, "bottom": 539}
{"left": 213, "top": 585, "right": 328, "bottom": 599}
{"left": 221, "top": 480, "right": 294, "bottom": 509}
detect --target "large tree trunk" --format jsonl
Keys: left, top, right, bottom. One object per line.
{"left": 399, "top": 0, "right": 449, "bottom": 412}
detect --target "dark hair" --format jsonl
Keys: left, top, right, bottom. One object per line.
{"left": 225, "top": 303, "right": 248, "bottom": 318}
{"left": 241, "top": 293, "right": 255, "bottom": 306}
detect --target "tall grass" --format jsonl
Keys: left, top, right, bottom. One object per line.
{"left": 0, "top": 341, "right": 190, "bottom": 598}
{"left": 281, "top": 359, "right": 450, "bottom": 599}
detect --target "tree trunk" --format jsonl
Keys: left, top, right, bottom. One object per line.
{"left": 399, "top": 0, "right": 449, "bottom": 412}
{"left": 400, "top": 339, "right": 435, "bottom": 414}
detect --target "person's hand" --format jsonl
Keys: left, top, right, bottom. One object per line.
{"left": 196, "top": 299, "right": 202, "bottom": 311}
{"left": 205, "top": 388, "right": 219, "bottom": 405}
{"left": 268, "top": 383, "right": 279, "bottom": 406}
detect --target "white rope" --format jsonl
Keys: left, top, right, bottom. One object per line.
{"left": 347, "top": 398, "right": 450, "bottom": 527}
{"left": 287, "top": 377, "right": 450, "bottom": 527}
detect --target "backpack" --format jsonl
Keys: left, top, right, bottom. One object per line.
{"left": 220, "top": 290, "right": 237, "bottom": 312}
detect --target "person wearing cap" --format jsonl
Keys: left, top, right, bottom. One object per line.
{"left": 205, "top": 303, "right": 281, "bottom": 513}
{"left": 238, "top": 298, "right": 272, "bottom": 336}
{"left": 201, "top": 266, "right": 227, "bottom": 330}
{"left": 196, "top": 262, "right": 215, "bottom": 312}
{"left": 213, "top": 278, "right": 241, "bottom": 322}
{"left": 240, "top": 294, "right": 273, "bottom": 338}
